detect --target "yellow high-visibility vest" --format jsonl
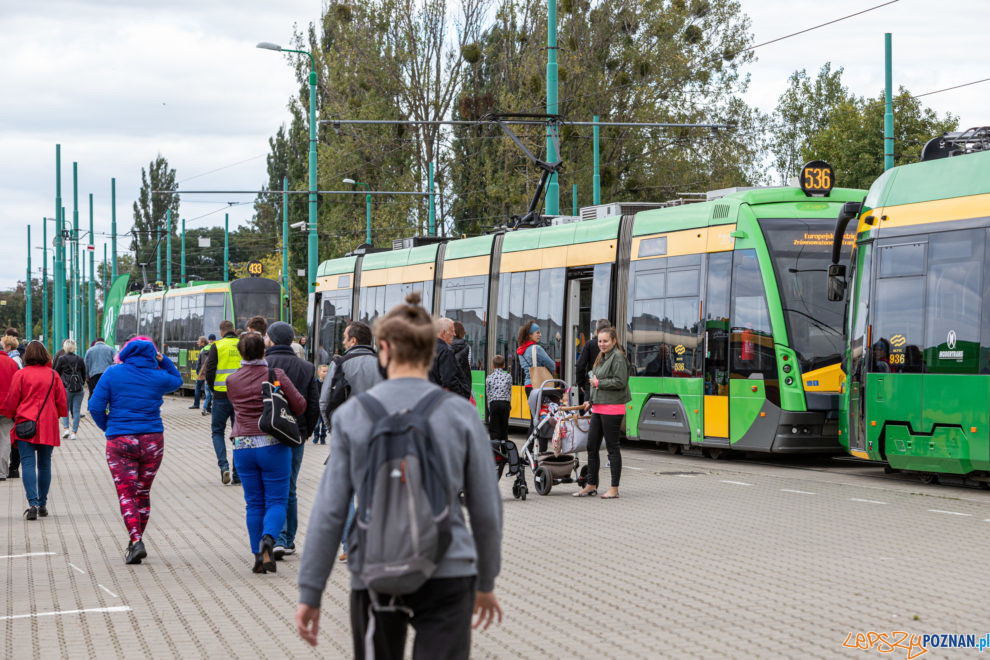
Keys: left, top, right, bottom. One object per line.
{"left": 213, "top": 336, "right": 241, "bottom": 392}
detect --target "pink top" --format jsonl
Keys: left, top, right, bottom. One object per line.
{"left": 592, "top": 403, "right": 626, "bottom": 416}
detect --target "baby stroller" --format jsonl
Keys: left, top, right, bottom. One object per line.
{"left": 523, "top": 380, "right": 591, "bottom": 496}
{"left": 493, "top": 436, "right": 528, "bottom": 500}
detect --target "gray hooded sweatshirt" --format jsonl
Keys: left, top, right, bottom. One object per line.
{"left": 298, "top": 378, "right": 503, "bottom": 607}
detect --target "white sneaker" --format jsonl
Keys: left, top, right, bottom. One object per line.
{"left": 62, "top": 429, "right": 70, "bottom": 438}
{"left": 70, "top": 433, "right": 77, "bottom": 441}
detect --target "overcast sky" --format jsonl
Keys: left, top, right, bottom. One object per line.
{"left": 2, "top": 0, "right": 987, "bottom": 292}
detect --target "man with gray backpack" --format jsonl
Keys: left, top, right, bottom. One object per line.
{"left": 297, "top": 292, "right": 503, "bottom": 658}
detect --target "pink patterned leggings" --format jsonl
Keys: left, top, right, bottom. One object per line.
{"left": 106, "top": 433, "right": 165, "bottom": 543}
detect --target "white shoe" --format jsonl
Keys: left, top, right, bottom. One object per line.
{"left": 62, "top": 429, "right": 70, "bottom": 438}
{"left": 70, "top": 433, "right": 77, "bottom": 441}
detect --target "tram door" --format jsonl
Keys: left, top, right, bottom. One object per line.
{"left": 703, "top": 253, "right": 732, "bottom": 438}
{"left": 564, "top": 264, "right": 613, "bottom": 405}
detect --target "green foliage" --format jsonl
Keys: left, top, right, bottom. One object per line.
{"left": 130, "top": 155, "right": 179, "bottom": 275}
{"left": 805, "top": 89, "right": 958, "bottom": 190}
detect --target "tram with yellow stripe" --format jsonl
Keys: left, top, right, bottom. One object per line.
{"left": 311, "top": 173, "right": 864, "bottom": 455}
{"left": 830, "top": 129, "right": 990, "bottom": 480}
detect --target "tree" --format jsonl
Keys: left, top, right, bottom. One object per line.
{"left": 769, "top": 63, "right": 850, "bottom": 184}
{"left": 131, "top": 155, "right": 180, "bottom": 275}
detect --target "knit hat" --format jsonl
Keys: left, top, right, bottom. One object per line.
{"left": 267, "top": 321, "right": 295, "bottom": 346}
{"left": 208, "top": 334, "right": 216, "bottom": 341}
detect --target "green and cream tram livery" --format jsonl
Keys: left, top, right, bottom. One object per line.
{"left": 103, "top": 276, "right": 284, "bottom": 389}
{"left": 310, "top": 172, "right": 863, "bottom": 456}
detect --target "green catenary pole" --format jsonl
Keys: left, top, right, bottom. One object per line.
{"left": 42, "top": 218, "right": 48, "bottom": 347}
{"left": 282, "top": 177, "right": 289, "bottom": 308}
{"left": 545, "top": 0, "right": 559, "bottom": 215}
{"left": 884, "top": 33, "right": 894, "bottom": 171}
{"left": 72, "top": 162, "right": 79, "bottom": 342}
{"left": 428, "top": 162, "right": 435, "bottom": 236}
{"left": 166, "top": 208, "right": 172, "bottom": 286}
{"left": 365, "top": 190, "right": 372, "bottom": 246}
{"left": 88, "top": 193, "right": 95, "bottom": 348}
{"left": 81, "top": 255, "right": 87, "bottom": 349}
{"left": 53, "top": 145, "right": 62, "bottom": 350}
{"left": 593, "top": 114, "right": 601, "bottom": 205}
{"left": 61, "top": 206, "right": 68, "bottom": 343}
{"left": 181, "top": 218, "right": 186, "bottom": 284}
{"left": 307, "top": 58, "right": 318, "bottom": 294}
{"left": 572, "top": 184, "right": 578, "bottom": 215}
{"left": 26, "top": 226, "right": 32, "bottom": 339}
{"left": 103, "top": 243, "right": 108, "bottom": 305}
{"left": 224, "top": 213, "right": 229, "bottom": 282}
{"left": 111, "top": 177, "right": 117, "bottom": 281}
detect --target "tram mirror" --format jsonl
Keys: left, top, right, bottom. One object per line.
{"left": 827, "top": 264, "right": 846, "bottom": 301}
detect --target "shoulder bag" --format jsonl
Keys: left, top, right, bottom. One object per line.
{"left": 259, "top": 367, "right": 302, "bottom": 447}
{"left": 15, "top": 372, "right": 56, "bottom": 441}
{"left": 529, "top": 345, "right": 553, "bottom": 390}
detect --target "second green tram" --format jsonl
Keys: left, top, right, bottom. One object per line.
{"left": 104, "top": 276, "right": 284, "bottom": 388}
{"left": 310, "top": 183, "right": 864, "bottom": 455}
{"left": 833, "top": 138, "right": 990, "bottom": 481}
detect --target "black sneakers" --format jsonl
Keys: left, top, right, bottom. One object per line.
{"left": 24, "top": 506, "right": 38, "bottom": 520}
{"left": 38, "top": 506, "right": 48, "bottom": 517}
{"left": 259, "top": 535, "right": 276, "bottom": 573}
{"left": 125, "top": 540, "right": 147, "bottom": 565}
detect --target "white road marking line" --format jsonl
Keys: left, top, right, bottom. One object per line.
{"left": 850, "top": 498, "right": 887, "bottom": 504}
{"left": 68, "top": 563, "right": 86, "bottom": 574}
{"left": 928, "top": 509, "right": 971, "bottom": 517}
{"left": 0, "top": 552, "right": 56, "bottom": 560}
{"left": 625, "top": 466, "right": 644, "bottom": 471}
{"left": 781, "top": 489, "right": 816, "bottom": 495}
{"left": 674, "top": 474, "right": 697, "bottom": 478}
{"left": 0, "top": 605, "right": 131, "bottom": 621}
{"left": 721, "top": 480, "right": 753, "bottom": 486}
{"left": 98, "top": 584, "right": 119, "bottom": 598}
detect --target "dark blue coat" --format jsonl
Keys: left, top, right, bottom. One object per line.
{"left": 88, "top": 339, "right": 183, "bottom": 436}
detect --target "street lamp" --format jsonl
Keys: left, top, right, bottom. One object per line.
{"left": 258, "top": 41, "right": 318, "bottom": 293}
{"left": 342, "top": 178, "right": 372, "bottom": 245}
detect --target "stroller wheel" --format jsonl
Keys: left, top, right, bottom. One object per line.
{"left": 534, "top": 466, "right": 552, "bottom": 496}
{"left": 520, "top": 485, "right": 527, "bottom": 501}
{"left": 577, "top": 464, "right": 589, "bottom": 488}
{"left": 512, "top": 483, "right": 522, "bottom": 499}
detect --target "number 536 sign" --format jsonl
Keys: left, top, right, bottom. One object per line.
{"left": 801, "top": 160, "right": 834, "bottom": 197}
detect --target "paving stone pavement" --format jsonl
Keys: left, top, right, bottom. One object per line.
{"left": 4, "top": 396, "right": 990, "bottom": 659}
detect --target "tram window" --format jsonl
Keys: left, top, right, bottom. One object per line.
{"left": 627, "top": 263, "right": 665, "bottom": 376}
{"left": 730, "top": 250, "right": 777, "bottom": 397}
{"left": 203, "top": 296, "right": 226, "bottom": 337}
{"left": 925, "top": 230, "right": 983, "bottom": 374}
{"left": 872, "top": 276, "right": 924, "bottom": 373}
{"left": 666, "top": 295, "right": 702, "bottom": 377}
{"left": 878, "top": 242, "right": 925, "bottom": 278}
{"left": 536, "top": 268, "right": 565, "bottom": 369}
{"left": 116, "top": 301, "right": 138, "bottom": 343}
{"left": 495, "top": 269, "right": 563, "bottom": 384}
{"left": 705, "top": 252, "right": 732, "bottom": 395}
{"left": 441, "top": 274, "right": 488, "bottom": 370}
{"left": 849, "top": 244, "right": 873, "bottom": 380}
{"left": 668, "top": 267, "right": 699, "bottom": 297}
{"left": 590, "top": 263, "right": 612, "bottom": 331}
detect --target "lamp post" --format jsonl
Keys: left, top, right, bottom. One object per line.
{"left": 258, "top": 41, "right": 318, "bottom": 293}
{"left": 342, "top": 178, "right": 372, "bottom": 245}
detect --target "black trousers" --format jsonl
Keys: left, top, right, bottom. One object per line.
{"left": 587, "top": 412, "right": 623, "bottom": 488}
{"left": 350, "top": 576, "right": 476, "bottom": 660}
{"left": 487, "top": 400, "right": 510, "bottom": 440}
{"left": 86, "top": 373, "right": 102, "bottom": 397}
{"left": 9, "top": 441, "right": 18, "bottom": 473}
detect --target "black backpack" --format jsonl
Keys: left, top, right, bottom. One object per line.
{"left": 60, "top": 357, "right": 84, "bottom": 393}
{"left": 352, "top": 389, "right": 453, "bottom": 599}
{"left": 259, "top": 367, "right": 303, "bottom": 447}
{"left": 324, "top": 347, "right": 376, "bottom": 427}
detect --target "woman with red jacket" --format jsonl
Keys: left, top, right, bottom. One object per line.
{"left": 1, "top": 341, "right": 68, "bottom": 520}
{"left": 225, "top": 332, "right": 306, "bottom": 574}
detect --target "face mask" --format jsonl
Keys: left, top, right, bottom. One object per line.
{"left": 377, "top": 358, "right": 389, "bottom": 381}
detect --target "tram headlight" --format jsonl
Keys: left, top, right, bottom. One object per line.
{"left": 784, "top": 376, "right": 794, "bottom": 386}
{"left": 782, "top": 364, "right": 791, "bottom": 373}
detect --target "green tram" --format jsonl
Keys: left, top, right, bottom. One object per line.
{"left": 311, "top": 175, "right": 865, "bottom": 456}
{"left": 103, "top": 275, "right": 284, "bottom": 388}
{"left": 830, "top": 133, "right": 990, "bottom": 482}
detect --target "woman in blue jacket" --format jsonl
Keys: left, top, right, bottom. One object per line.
{"left": 515, "top": 321, "right": 555, "bottom": 396}
{"left": 88, "top": 338, "right": 183, "bottom": 565}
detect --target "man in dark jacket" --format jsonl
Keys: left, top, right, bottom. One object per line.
{"left": 576, "top": 319, "right": 611, "bottom": 403}
{"left": 265, "top": 321, "right": 320, "bottom": 560}
{"left": 429, "top": 317, "right": 471, "bottom": 399}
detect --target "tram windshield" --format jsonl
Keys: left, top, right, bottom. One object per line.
{"left": 230, "top": 278, "right": 282, "bottom": 330}
{"left": 759, "top": 218, "right": 855, "bottom": 373}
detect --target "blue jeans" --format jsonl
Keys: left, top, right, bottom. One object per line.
{"left": 233, "top": 443, "right": 291, "bottom": 553}
{"left": 342, "top": 497, "right": 357, "bottom": 552}
{"left": 193, "top": 380, "right": 205, "bottom": 408}
{"left": 202, "top": 388, "right": 213, "bottom": 411}
{"left": 210, "top": 397, "right": 235, "bottom": 474}
{"left": 63, "top": 389, "right": 84, "bottom": 432}
{"left": 277, "top": 442, "right": 305, "bottom": 548}
{"left": 18, "top": 441, "right": 54, "bottom": 507}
